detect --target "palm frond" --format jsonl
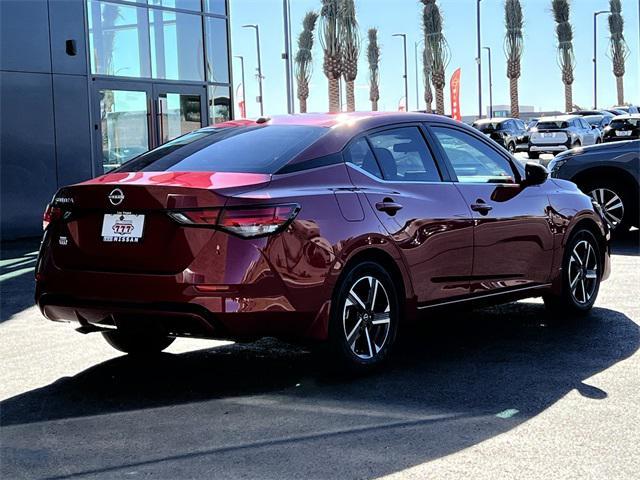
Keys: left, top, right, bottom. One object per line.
{"left": 608, "top": 0, "right": 628, "bottom": 77}
{"left": 340, "top": 0, "right": 360, "bottom": 82}
{"left": 551, "top": 0, "right": 574, "bottom": 83}
{"left": 367, "top": 28, "right": 380, "bottom": 102}
{"left": 295, "top": 11, "right": 319, "bottom": 87}
{"left": 504, "top": 0, "right": 524, "bottom": 73}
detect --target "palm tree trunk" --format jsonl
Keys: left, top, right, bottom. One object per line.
{"left": 435, "top": 87, "right": 444, "bottom": 115}
{"left": 509, "top": 77, "right": 519, "bottom": 118}
{"left": 300, "top": 97, "right": 308, "bottom": 113}
{"left": 371, "top": 99, "right": 378, "bottom": 111}
{"left": 564, "top": 82, "right": 572, "bottom": 113}
{"left": 329, "top": 78, "right": 340, "bottom": 113}
{"left": 346, "top": 81, "right": 355, "bottom": 112}
{"left": 616, "top": 76, "right": 624, "bottom": 105}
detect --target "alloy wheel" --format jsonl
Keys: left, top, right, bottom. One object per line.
{"left": 589, "top": 188, "right": 624, "bottom": 229}
{"left": 568, "top": 239, "right": 598, "bottom": 305}
{"left": 342, "top": 276, "right": 391, "bottom": 360}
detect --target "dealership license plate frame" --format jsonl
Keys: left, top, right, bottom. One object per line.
{"left": 101, "top": 213, "right": 145, "bottom": 243}
{"left": 616, "top": 130, "right": 632, "bottom": 137}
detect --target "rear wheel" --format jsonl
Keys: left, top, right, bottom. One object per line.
{"left": 544, "top": 229, "right": 601, "bottom": 317}
{"left": 102, "top": 329, "right": 175, "bottom": 354}
{"left": 328, "top": 261, "right": 399, "bottom": 373}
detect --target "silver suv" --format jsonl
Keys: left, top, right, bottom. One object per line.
{"left": 528, "top": 115, "right": 598, "bottom": 159}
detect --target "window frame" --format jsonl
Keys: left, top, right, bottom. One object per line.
{"left": 424, "top": 121, "right": 524, "bottom": 185}
{"left": 342, "top": 122, "right": 451, "bottom": 184}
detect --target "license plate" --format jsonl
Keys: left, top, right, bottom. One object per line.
{"left": 101, "top": 213, "right": 145, "bottom": 243}
{"left": 542, "top": 132, "right": 552, "bottom": 138}
{"left": 616, "top": 130, "right": 632, "bottom": 136}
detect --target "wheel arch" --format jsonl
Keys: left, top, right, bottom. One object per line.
{"left": 571, "top": 166, "right": 638, "bottom": 199}
{"left": 337, "top": 246, "right": 415, "bottom": 322}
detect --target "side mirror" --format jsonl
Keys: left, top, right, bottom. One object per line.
{"left": 523, "top": 161, "right": 548, "bottom": 186}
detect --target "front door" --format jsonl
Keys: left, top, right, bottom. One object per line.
{"left": 92, "top": 80, "right": 206, "bottom": 174}
{"left": 428, "top": 123, "right": 555, "bottom": 294}
{"left": 345, "top": 125, "right": 474, "bottom": 304}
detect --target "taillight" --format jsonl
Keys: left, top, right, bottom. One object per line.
{"left": 168, "top": 204, "right": 299, "bottom": 238}
{"left": 42, "top": 204, "right": 62, "bottom": 231}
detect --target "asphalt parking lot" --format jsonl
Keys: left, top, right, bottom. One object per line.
{"left": 1, "top": 231, "right": 639, "bottom": 480}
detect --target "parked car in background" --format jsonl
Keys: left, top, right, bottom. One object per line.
{"left": 572, "top": 109, "right": 615, "bottom": 119}
{"left": 36, "top": 112, "right": 611, "bottom": 371}
{"left": 472, "top": 117, "right": 529, "bottom": 153}
{"left": 603, "top": 114, "right": 640, "bottom": 143}
{"left": 548, "top": 139, "right": 639, "bottom": 232}
{"left": 528, "top": 115, "right": 598, "bottom": 159}
{"left": 605, "top": 108, "right": 628, "bottom": 116}
{"left": 583, "top": 114, "right": 612, "bottom": 142}
{"left": 526, "top": 118, "right": 539, "bottom": 130}
{"left": 613, "top": 105, "right": 639, "bottom": 114}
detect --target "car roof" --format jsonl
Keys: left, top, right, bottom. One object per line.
{"left": 214, "top": 111, "right": 460, "bottom": 130}
{"left": 612, "top": 113, "right": 640, "bottom": 120}
{"left": 537, "top": 114, "right": 578, "bottom": 122}
{"left": 473, "top": 117, "right": 511, "bottom": 124}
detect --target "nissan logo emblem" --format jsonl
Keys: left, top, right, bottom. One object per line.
{"left": 108, "top": 188, "right": 124, "bottom": 206}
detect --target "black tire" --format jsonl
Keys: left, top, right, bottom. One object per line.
{"left": 581, "top": 178, "right": 636, "bottom": 232}
{"left": 327, "top": 261, "right": 400, "bottom": 373}
{"left": 102, "top": 329, "right": 175, "bottom": 354}
{"left": 528, "top": 151, "right": 540, "bottom": 160}
{"left": 544, "top": 229, "right": 602, "bottom": 317}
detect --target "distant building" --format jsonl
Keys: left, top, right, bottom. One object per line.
{"left": 462, "top": 105, "right": 563, "bottom": 125}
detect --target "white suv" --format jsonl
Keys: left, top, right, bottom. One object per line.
{"left": 528, "top": 115, "right": 598, "bottom": 159}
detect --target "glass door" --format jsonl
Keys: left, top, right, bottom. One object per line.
{"left": 92, "top": 80, "right": 153, "bottom": 173}
{"left": 152, "top": 84, "right": 206, "bottom": 146}
{"left": 92, "top": 81, "right": 206, "bottom": 174}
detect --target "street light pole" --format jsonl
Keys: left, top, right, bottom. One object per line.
{"left": 242, "top": 24, "right": 264, "bottom": 116}
{"left": 393, "top": 33, "right": 408, "bottom": 111}
{"left": 477, "top": 0, "right": 483, "bottom": 119}
{"left": 483, "top": 47, "right": 493, "bottom": 118}
{"left": 282, "top": 0, "right": 294, "bottom": 114}
{"left": 234, "top": 55, "right": 246, "bottom": 117}
{"left": 593, "top": 10, "right": 610, "bottom": 109}
{"left": 414, "top": 39, "right": 424, "bottom": 111}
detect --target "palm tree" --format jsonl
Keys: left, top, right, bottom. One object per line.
{"left": 504, "top": 0, "right": 524, "bottom": 118}
{"left": 295, "top": 11, "right": 319, "bottom": 113}
{"left": 421, "top": 0, "right": 450, "bottom": 115}
{"left": 367, "top": 28, "right": 380, "bottom": 111}
{"left": 423, "top": 46, "right": 433, "bottom": 112}
{"left": 551, "top": 0, "right": 575, "bottom": 113}
{"left": 340, "top": 0, "right": 360, "bottom": 112}
{"left": 608, "top": 0, "right": 629, "bottom": 105}
{"left": 319, "top": 0, "right": 342, "bottom": 113}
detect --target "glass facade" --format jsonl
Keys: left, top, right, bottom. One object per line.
{"left": 87, "top": 0, "right": 231, "bottom": 173}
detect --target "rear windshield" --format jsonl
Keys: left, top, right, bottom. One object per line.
{"left": 610, "top": 118, "right": 640, "bottom": 128}
{"left": 116, "top": 125, "right": 328, "bottom": 173}
{"left": 473, "top": 122, "right": 505, "bottom": 132}
{"left": 536, "top": 121, "right": 569, "bottom": 129}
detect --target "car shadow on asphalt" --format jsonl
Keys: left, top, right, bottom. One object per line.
{"left": 611, "top": 228, "right": 639, "bottom": 256}
{"left": 1, "top": 302, "right": 638, "bottom": 479}
{"left": 0, "top": 238, "right": 41, "bottom": 323}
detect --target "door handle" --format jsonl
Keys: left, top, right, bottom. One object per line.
{"left": 376, "top": 198, "right": 403, "bottom": 216}
{"left": 470, "top": 199, "right": 493, "bottom": 214}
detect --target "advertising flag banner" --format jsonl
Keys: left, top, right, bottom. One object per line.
{"left": 450, "top": 68, "right": 462, "bottom": 121}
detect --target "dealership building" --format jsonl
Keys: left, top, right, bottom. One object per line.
{"left": 1, "top": 0, "right": 233, "bottom": 239}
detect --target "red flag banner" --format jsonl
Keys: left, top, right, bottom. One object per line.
{"left": 450, "top": 68, "right": 461, "bottom": 121}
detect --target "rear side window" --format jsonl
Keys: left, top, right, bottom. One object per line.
{"left": 367, "top": 127, "right": 441, "bottom": 182}
{"left": 118, "top": 125, "right": 327, "bottom": 173}
{"left": 344, "top": 137, "right": 383, "bottom": 178}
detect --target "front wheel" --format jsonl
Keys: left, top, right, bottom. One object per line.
{"left": 544, "top": 229, "right": 601, "bottom": 317}
{"left": 328, "top": 261, "right": 400, "bottom": 373}
{"left": 102, "top": 329, "right": 175, "bottom": 354}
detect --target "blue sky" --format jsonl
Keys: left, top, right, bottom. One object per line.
{"left": 229, "top": 0, "right": 640, "bottom": 117}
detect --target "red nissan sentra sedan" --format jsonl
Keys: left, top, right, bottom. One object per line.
{"left": 36, "top": 112, "right": 611, "bottom": 371}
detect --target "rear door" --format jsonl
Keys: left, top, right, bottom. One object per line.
{"left": 345, "top": 125, "right": 474, "bottom": 303}
{"left": 427, "top": 123, "right": 554, "bottom": 294}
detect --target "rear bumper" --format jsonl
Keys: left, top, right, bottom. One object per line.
{"left": 529, "top": 144, "right": 569, "bottom": 153}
